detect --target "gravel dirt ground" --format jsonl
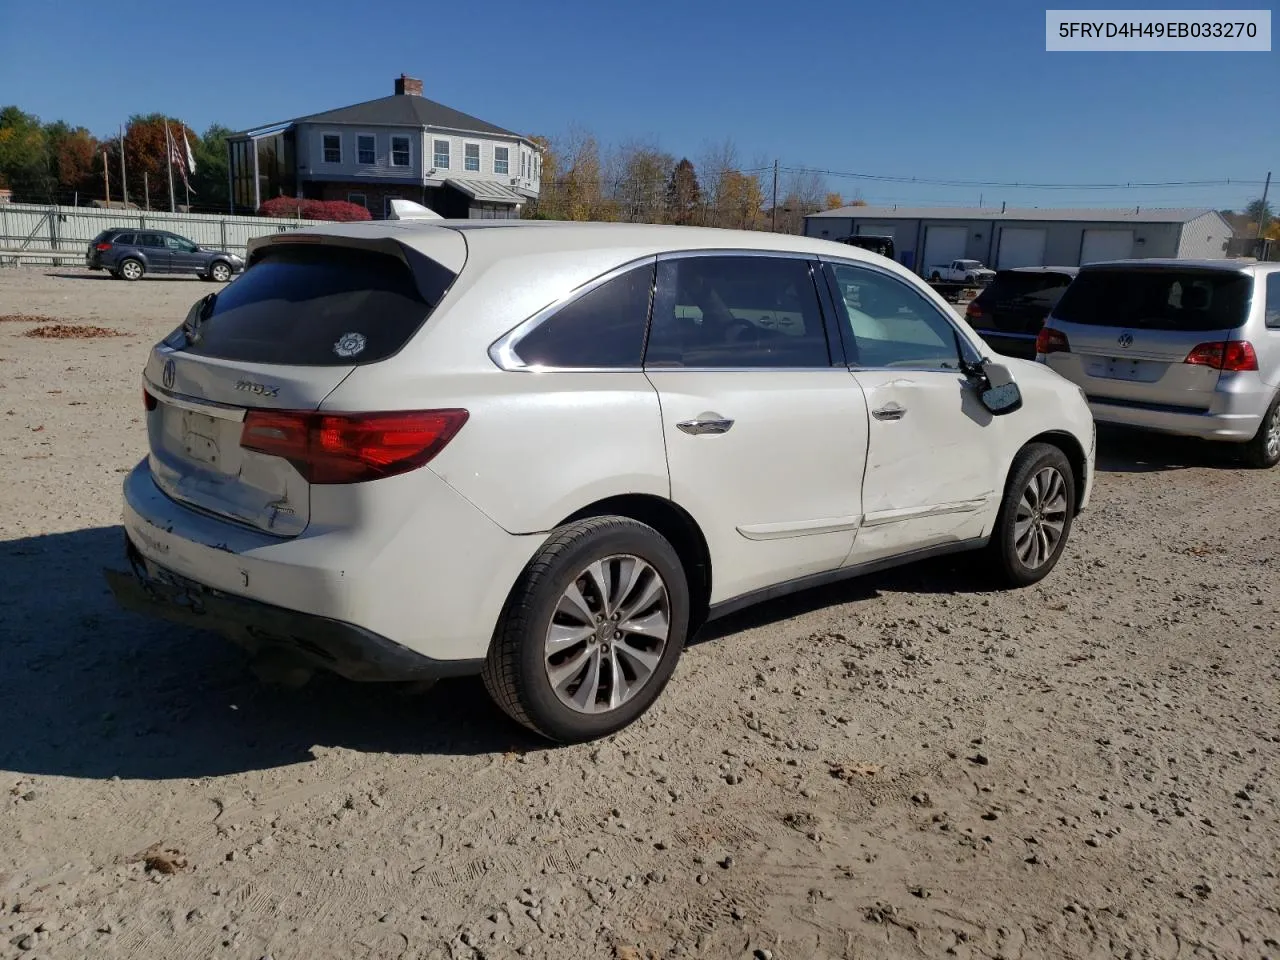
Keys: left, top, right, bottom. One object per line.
{"left": 1, "top": 267, "right": 1277, "bottom": 960}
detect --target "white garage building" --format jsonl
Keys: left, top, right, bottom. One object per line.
{"left": 804, "top": 206, "right": 1233, "bottom": 276}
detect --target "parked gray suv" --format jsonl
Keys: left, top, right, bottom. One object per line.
{"left": 86, "top": 228, "right": 244, "bottom": 282}
{"left": 1036, "top": 259, "right": 1280, "bottom": 468}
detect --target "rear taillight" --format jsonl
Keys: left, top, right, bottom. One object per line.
{"left": 143, "top": 388, "right": 157, "bottom": 411}
{"left": 1183, "top": 340, "right": 1258, "bottom": 372}
{"left": 240, "top": 409, "right": 469, "bottom": 484}
{"left": 95, "top": 242, "right": 112, "bottom": 251}
{"left": 1036, "top": 327, "right": 1070, "bottom": 355}
{"left": 966, "top": 301, "right": 983, "bottom": 320}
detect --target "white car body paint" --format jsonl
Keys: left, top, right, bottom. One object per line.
{"left": 118, "top": 220, "right": 1096, "bottom": 670}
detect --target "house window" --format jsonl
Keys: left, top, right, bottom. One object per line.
{"left": 464, "top": 143, "right": 480, "bottom": 172}
{"left": 347, "top": 193, "right": 368, "bottom": 209}
{"left": 357, "top": 135, "right": 375, "bottom": 165}
{"left": 322, "top": 133, "right": 341, "bottom": 164}
{"left": 433, "top": 139, "right": 450, "bottom": 169}
{"left": 494, "top": 146, "right": 509, "bottom": 176}
{"left": 391, "top": 136, "right": 411, "bottom": 167}
{"left": 522, "top": 154, "right": 528, "bottom": 179}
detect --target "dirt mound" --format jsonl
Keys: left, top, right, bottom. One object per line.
{"left": 23, "top": 323, "right": 124, "bottom": 339}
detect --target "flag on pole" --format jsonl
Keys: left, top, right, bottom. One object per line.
{"left": 183, "top": 129, "right": 197, "bottom": 175}
{"left": 167, "top": 122, "right": 194, "bottom": 194}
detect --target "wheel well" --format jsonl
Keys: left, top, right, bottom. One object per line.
{"left": 560, "top": 495, "right": 712, "bottom": 630}
{"left": 1026, "top": 431, "right": 1088, "bottom": 514}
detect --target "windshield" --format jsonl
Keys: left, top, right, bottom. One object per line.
{"left": 1052, "top": 268, "right": 1251, "bottom": 332}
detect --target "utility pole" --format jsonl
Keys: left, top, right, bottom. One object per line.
{"left": 1256, "top": 170, "right": 1271, "bottom": 238}
{"left": 102, "top": 150, "right": 110, "bottom": 206}
{"left": 771, "top": 159, "right": 779, "bottom": 232}
{"left": 118, "top": 126, "right": 128, "bottom": 208}
{"left": 144, "top": 172, "right": 150, "bottom": 211}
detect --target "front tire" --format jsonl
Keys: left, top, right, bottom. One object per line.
{"left": 208, "top": 261, "right": 232, "bottom": 283}
{"left": 1242, "top": 392, "right": 1280, "bottom": 469}
{"left": 987, "top": 443, "right": 1076, "bottom": 587}
{"left": 119, "top": 258, "right": 144, "bottom": 281}
{"left": 482, "top": 517, "right": 690, "bottom": 743}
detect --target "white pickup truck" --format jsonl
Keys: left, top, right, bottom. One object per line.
{"left": 928, "top": 259, "right": 996, "bottom": 285}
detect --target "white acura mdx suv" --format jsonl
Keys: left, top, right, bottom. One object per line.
{"left": 107, "top": 220, "right": 1096, "bottom": 742}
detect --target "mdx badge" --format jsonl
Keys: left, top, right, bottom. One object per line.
{"left": 236, "top": 380, "right": 281, "bottom": 397}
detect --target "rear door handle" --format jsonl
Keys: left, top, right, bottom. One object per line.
{"left": 677, "top": 416, "right": 734, "bottom": 436}
{"left": 871, "top": 402, "right": 907, "bottom": 421}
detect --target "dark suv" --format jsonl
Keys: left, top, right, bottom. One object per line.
{"left": 965, "top": 266, "right": 1078, "bottom": 359}
{"left": 86, "top": 228, "right": 244, "bottom": 282}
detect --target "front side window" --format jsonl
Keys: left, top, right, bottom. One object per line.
{"left": 357, "top": 135, "right": 375, "bottom": 165}
{"left": 464, "top": 143, "right": 480, "bottom": 172}
{"left": 164, "top": 235, "right": 197, "bottom": 253}
{"left": 494, "top": 146, "right": 509, "bottom": 175}
{"left": 391, "top": 136, "right": 411, "bottom": 167}
{"left": 1265, "top": 272, "right": 1280, "bottom": 329}
{"left": 825, "top": 262, "right": 967, "bottom": 370}
{"left": 433, "top": 139, "right": 450, "bottom": 169}
{"left": 511, "top": 263, "right": 655, "bottom": 368}
{"left": 645, "top": 256, "right": 830, "bottom": 368}
{"left": 322, "top": 133, "right": 341, "bottom": 164}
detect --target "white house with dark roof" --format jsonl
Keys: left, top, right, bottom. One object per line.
{"left": 227, "top": 75, "right": 540, "bottom": 219}
{"left": 804, "top": 205, "right": 1234, "bottom": 274}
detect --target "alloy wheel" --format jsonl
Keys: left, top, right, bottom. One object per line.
{"left": 543, "top": 555, "right": 671, "bottom": 714}
{"left": 1266, "top": 405, "right": 1280, "bottom": 462}
{"left": 1014, "top": 466, "right": 1069, "bottom": 569}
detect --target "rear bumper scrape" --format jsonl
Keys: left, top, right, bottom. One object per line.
{"left": 104, "top": 534, "right": 484, "bottom": 682}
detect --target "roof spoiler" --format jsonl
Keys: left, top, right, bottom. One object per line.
{"left": 387, "top": 199, "right": 444, "bottom": 221}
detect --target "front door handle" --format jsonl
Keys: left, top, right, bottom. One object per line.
{"left": 871, "top": 402, "right": 907, "bottom": 421}
{"left": 677, "top": 416, "right": 734, "bottom": 436}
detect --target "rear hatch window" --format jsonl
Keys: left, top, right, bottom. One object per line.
{"left": 177, "top": 244, "right": 455, "bottom": 366}
{"left": 1053, "top": 268, "right": 1251, "bottom": 332}
{"left": 985, "top": 271, "right": 1074, "bottom": 301}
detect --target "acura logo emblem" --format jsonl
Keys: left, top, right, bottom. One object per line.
{"left": 162, "top": 359, "right": 176, "bottom": 390}
{"left": 1117, "top": 332, "right": 1134, "bottom": 348}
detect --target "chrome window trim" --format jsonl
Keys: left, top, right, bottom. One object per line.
{"left": 818, "top": 254, "right": 988, "bottom": 370}
{"left": 489, "top": 248, "right": 830, "bottom": 373}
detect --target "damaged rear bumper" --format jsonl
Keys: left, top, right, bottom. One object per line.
{"left": 104, "top": 533, "right": 484, "bottom": 682}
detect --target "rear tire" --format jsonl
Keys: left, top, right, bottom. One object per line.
{"left": 986, "top": 443, "right": 1076, "bottom": 587}
{"left": 930, "top": 271, "right": 942, "bottom": 282}
{"left": 482, "top": 516, "right": 690, "bottom": 743}
{"left": 1242, "top": 392, "right": 1280, "bottom": 469}
{"left": 119, "top": 258, "right": 144, "bottom": 281}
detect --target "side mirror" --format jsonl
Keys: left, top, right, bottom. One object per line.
{"left": 977, "top": 361, "right": 1023, "bottom": 415}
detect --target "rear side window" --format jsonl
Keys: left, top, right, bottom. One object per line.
{"left": 645, "top": 256, "right": 830, "bottom": 368}
{"left": 176, "top": 245, "right": 454, "bottom": 366}
{"left": 512, "top": 263, "right": 654, "bottom": 368}
{"left": 1266, "top": 273, "right": 1280, "bottom": 329}
{"left": 1053, "top": 268, "right": 1252, "bottom": 332}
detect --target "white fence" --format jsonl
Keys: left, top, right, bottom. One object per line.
{"left": 0, "top": 203, "right": 323, "bottom": 265}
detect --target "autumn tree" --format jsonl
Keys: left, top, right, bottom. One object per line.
{"left": 719, "top": 170, "right": 764, "bottom": 230}
{"left": 824, "top": 192, "right": 844, "bottom": 210}
{"left": 561, "top": 126, "right": 606, "bottom": 221}
{"left": 123, "top": 113, "right": 197, "bottom": 208}
{"left": 663, "top": 158, "right": 702, "bottom": 225}
{"left": 0, "top": 106, "right": 52, "bottom": 199}
{"left": 609, "top": 141, "right": 672, "bottom": 223}
{"left": 522, "top": 134, "right": 560, "bottom": 219}
{"left": 45, "top": 121, "right": 99, "bottom": 198}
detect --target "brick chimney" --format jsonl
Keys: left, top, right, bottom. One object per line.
{"left": 395, "top": 74, "right": 423, "bottom": 97}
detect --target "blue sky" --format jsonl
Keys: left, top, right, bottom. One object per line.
{"left": 1, "top": 0, "right": 1273, "bottom": 212}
